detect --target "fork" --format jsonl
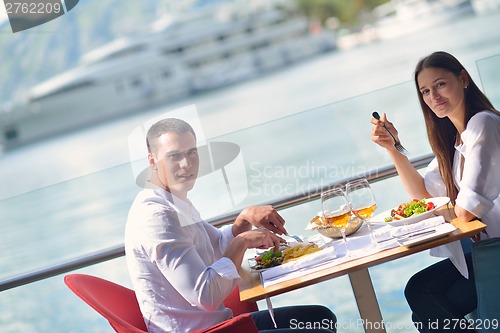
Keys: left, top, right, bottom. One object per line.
{"left": 372, "top": 111, "right": 410, "bottom": 156}
{"left": 287, "top": 235, "right": 303, "bottom": 242}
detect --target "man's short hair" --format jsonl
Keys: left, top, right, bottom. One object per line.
{"left": 146, "top": 118, "right": 196, "bottom": 153}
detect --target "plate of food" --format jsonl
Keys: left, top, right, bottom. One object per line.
{"left": 369, "top": 197, "right": 450, "bottom": 227}
{"left": 248, "top": 243, "right": 324, "bottom": 272}
{"left": 306, "top": 213, "right": 363, "bottom": 238}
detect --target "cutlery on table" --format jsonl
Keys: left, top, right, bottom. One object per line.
{"left": 397, "top": 229, "right": 436, "bottom": 240}
{"left": 377, "top": 229, "right": 436, "bottom": 244}
{"left": 372, "top": 111, "right": 410, "bottom": 156}
{"left": 287, "top": 235, "right": 303, "bottom": 242}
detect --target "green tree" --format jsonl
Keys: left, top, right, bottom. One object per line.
{"left": 295, "top": 0, "right": 390, "bottom": 26}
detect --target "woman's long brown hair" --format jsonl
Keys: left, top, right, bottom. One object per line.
{"left": 414, "top": 51, "right": 499, "bottom": 204}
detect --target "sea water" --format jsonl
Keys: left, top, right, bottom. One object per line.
{"left": 1, "top": 11, "right": 500, "bottom": 332}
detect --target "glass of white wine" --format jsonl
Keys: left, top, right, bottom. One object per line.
{"left": 346, "top": 178, "right": 378, "bottom": 247}
{"left": 321, "top": 187, "right": 352, "bottom": 256}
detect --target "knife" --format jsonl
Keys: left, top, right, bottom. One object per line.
{"left": 399, "top": 229, "right": 436, "bottom": 240}
{"left": 378, "top": 229, "right": 437, "bottom": 244}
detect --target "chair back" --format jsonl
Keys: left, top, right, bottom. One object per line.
{"left": 65, "top": 274, "right": 258, "bottom": 332}
{"left": 64, "top": 274, "right": 147, "bottom": 333}
{"left": 472, "top": 237, "right": 500, "bottom": 333}
{"left": 223, "top": 285, "right": 258, "bottom": 316}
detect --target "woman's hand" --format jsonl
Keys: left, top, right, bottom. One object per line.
{"left": 371, "top": 112, "right": 401, "bottom": 153}
{"left": 233, "top": 205, "right": 287, "bottom": 236}
{"left": 454, "top": 205, "right": 477, "bottom": 222}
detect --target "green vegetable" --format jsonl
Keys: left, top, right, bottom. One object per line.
{"left": 261, "top": 249, "right": 282, "bottom": 262}
{"left": 384, "top": 216, "right": 393, "bottom": 222}
{"left": 254, "top": 248, "right": 283, "bottom": 269}
{"left": 403, "top": 199, "right": 428, "bottom": 217}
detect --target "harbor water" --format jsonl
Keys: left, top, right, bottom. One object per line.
{"left": 1, "top": 9, "right": 500, "bottom": 333}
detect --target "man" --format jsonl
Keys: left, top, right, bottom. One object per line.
{"left": 125, "top": 118, "right": 336, "bottom": 333}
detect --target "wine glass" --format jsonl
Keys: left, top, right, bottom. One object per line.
{"left": 321, "top": 187, "right": 352, "bottom": 256}
{"left": 346, "top": 178, "right": 378, "bottom": 247}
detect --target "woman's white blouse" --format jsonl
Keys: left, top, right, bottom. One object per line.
{"left": 424, "top": 111, "right": 500, "bottom": 238}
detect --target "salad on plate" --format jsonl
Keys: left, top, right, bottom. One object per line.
{"left": 369, "top": 197, "right": 450, "bottom": 227}
{"left": 384, "top": 199, "right": 435, "bottom": 222}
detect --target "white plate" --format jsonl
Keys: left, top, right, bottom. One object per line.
{"left": 248, "top": 257, "right": 275, "bottom": 272}
{"left": 398, "top": 223, "right": 456, "bottom": 247}
{"left": 369, "top": 197, "right": 450, "bottom": 227}
{"left": 248, "top": 241, "right": 326, "bottom": 272}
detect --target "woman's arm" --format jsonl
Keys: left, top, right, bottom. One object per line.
{"left": 387, "top": 149, "right": 431, "bottom": 199}
{"left": 454, "top": 205, "right": 476, "bottom": 222}
{"left": 371, "top": 113, "right": 431, "bottom": 199}
{"left": 455, "top": 112, "right": 500, "bottom": 221}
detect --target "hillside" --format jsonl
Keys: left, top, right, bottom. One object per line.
{"left": 0, "top": 0, "right": 217, "bottom": 104}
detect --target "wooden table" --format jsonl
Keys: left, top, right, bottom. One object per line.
{"left": 239, "top": 207, "right": 486, "bottom": 333}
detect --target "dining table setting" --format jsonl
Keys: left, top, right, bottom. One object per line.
{"left": 240, "top": 178, "right": 487, "bottom": 333}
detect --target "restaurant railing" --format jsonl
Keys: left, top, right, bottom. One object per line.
{"left": 0, "top": 153, "right": 433, "bottom": 292}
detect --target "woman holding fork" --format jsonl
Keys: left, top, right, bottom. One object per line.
{"left": 371, "top": 51, "right": 500, "bottom": 332}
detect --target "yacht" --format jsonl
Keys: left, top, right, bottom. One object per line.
{"left": 471, "top": 0, "right": 500, "bottom": 14}
{"left": 0, "top": 5, "right": 336, "bottom": 150}
{"left": 372, "top": 0, "right": 474, "bottom": 40}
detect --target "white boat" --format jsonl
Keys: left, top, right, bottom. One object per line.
{"left": 372, "top": 0, "right": 474, "bottom": 40}
{"left": 471, "top": 0, "right": 500, "bottom": 14}
{"left": 0, "top": 4, "right": 336, "bottom": 150}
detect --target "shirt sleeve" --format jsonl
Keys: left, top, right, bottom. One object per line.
{"left": 201, "top": 224, "right": 239, "bottom": 279}
{"left": 424, "top": 157, "right": 447, "bottom": 197}
{"left": 203, "top": 223, "right": 236, "bottom": 257}
{"left": 219, "top": 224, "right": 236, "bottom": 254}
{"left": 456, "top": 113, "right": 500, "bottom": 218}
{"left": 145, "top": 210, "right": 239, "bottom": 312}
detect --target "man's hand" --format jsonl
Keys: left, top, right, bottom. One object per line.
{"left": 237, "top": 228, "right": 284, "bottom": 250}
{"left": 224, "top": 228, "right": 284, "bottom": 268}
{"left": 233, "top": 205, "right": 287, "bottom": 236}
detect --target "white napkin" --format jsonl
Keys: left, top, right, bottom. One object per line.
{"left": 430, "top": 241, "right": 469, "bottom": 279}
{"left": 370, "top": 215, "right": 468, "bottom": 279}
{"left": 261, "top": 246, "right": 336, "bottom": 282}
{"left": 372, "top": 215, "right": 446, "bottom": 242}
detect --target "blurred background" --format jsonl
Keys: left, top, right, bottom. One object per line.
{"left": 1, "top": 0, "right": 500, "bottom": 332}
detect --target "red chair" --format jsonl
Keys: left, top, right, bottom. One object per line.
{"left": 64, "top": 274, "right": 259, "bottom": 333}
{"left": 223, "top": 284, "right": 258, "bottom": 316}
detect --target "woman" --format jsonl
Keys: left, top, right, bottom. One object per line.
{"left": 371, "top": 51, "right": 500, "bottom": 332}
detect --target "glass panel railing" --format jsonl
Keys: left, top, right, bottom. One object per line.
{"left": 1, "top": 79, "right": 432, "bottom": 282}
{"left": 189, "top": 80, "right": 431, "bottom": 218}
{"left": 0, "top": 257, "right": 133, "bottom": 333}
{"left": 0, "top": 163, "right": 138, "bottom": 281}
{"left": 0, "top": 176, "right": 442, "bottom": 333}
{"left": 0, "top": 76, "right": 439, "bottom": 332}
